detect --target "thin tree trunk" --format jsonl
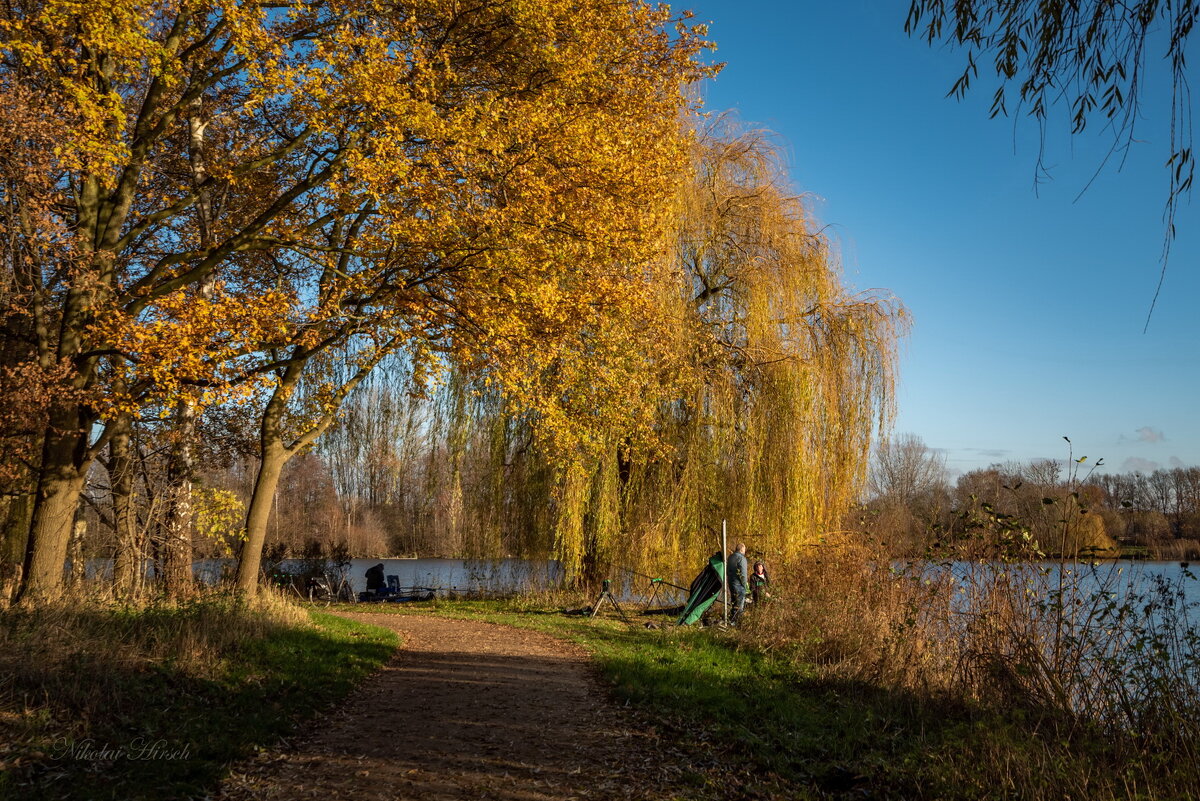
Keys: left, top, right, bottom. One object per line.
{"left": 157, "top": 99, "right": 213, "bottom": 598}
{"left": 235, "top": 442, "right": 288, "bottom": 594}
{"left": 1, "top": 493, "right": 34, "bottom": 604}
{"left": 67, "top": 519, "right": 86, "bottom": 587}
{"left": 235, "top": 340, "right": 398, "bottom": 595}
{"left": 110, "top": 418, "right": 141, "bottom": 599}
{"left": 161, "top": 398, "right": 197, "bottom": 596}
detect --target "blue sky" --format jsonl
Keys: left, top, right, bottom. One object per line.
{"left": 689, "top": 0, "right": 1200, "bottom": 478}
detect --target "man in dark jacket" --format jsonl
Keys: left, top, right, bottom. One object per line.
{"left": 365, "top": 562, "right": 385, "bottom": 593}
{"left": 727, "top": 542, "right": 748, "bottom": 624}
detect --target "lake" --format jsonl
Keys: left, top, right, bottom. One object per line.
{"left": 190, "top": 556, "right": 565, "bottom": 597}
{"left": 100, "top": 555, "right": 1200, "bottom": 613}
{"left": 930, "top": 559, "right": 1200, "bottom": 605}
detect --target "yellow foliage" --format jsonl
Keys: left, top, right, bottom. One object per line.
{"left": 2, "top": 0, "right": 712, "bottom": 431}
{"left": 1054, "top": 509, "right": 1119, "bottom": 558}
{"left": 192, "top": 487, "right": 246, "bottom": 557}
{"left": 435, "top": 120, "right": 906, "bottom": 581}
{"left": 613, "top": 120, "right": 907, "bottom": 571}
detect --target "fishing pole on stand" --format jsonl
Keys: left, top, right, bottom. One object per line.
{"left": 614, "top": 566, "right": 690, "bottom": 612}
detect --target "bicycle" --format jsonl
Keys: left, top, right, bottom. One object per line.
{"left": 308, "top": 570, "right": 357, "bottom": 605}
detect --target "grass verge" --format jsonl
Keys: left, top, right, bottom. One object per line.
{"left": 342, "top": 597, "right": 1198, "bottom": 801}
{"left": 0, "top": 592, "right": 397, "bottom": 801}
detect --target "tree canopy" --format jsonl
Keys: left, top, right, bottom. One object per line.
{"left": 0, "top": 1, "right": 905, "bottom": 601}
{"left": 1, "top": 0, "right": 711, "bottom": 599}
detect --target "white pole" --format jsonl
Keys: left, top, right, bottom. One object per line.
{"left": 722, "top": 518, "right": 729, "bottom": 626}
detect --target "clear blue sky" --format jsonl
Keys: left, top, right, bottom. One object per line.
{"left": 689, "top": 0, "right": 1200, "bottom": 478}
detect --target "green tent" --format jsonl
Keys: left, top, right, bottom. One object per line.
{"left": 676, "top": 551, "right": 726, "bottom": 626}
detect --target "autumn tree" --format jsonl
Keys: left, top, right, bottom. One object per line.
{"left": 0, "top": 0, "right": 354, "bottom": 601}
{"left": 0, "top": 82, "right": 78, "bottom": 598}
{"left": 227, "top": 1, "right": 711, "bottom": 594}
{"left": 0, "top": 0, "right": 710, "bottom": 600}
{"left": 396, "top": 121, "right": 906, "bottom": 582}
{"left": 1090, "top": 465, "right": 1200, "bottom": 545}
{"left": 646, "top": 122, "right": 904, "bottom": 567}
{"left": 950, "top": 459, "right": 1119, "bottom": 558}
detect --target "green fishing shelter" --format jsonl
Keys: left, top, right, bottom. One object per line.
{"left": 676, "top": 551, "right": 726, "bottom": 626}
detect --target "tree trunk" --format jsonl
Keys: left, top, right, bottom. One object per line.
{"left": 67, "top": 520, "right": 87, "bottom": 587}
{"left": 20, "top": 237, "right": 104, "bottom": 602}
{"left": 19, "top": 404, "right": 90, "bottom": 603}
{"left": 110, "top": 419, "right": 142, "bottom": 599}
{"left": 234, "top": 345, "right": 390, "bottom": 595}
{"left": 157, "top": 101, "right": 211, "bottom": 597}
{"left": 235, "top": 443, "right": 288, "bottom": 594}
{"left": 1, "top": 493, "right": 34, "bottom": 604}
{"left": 161, "top": 398, "right": 197, "bottom": 596}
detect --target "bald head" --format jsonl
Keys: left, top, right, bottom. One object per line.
{"left": 735, "top": 542, "right": 746, "bottom": 554}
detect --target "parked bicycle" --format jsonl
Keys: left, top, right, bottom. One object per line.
{"left": 307, "top": 570, "right": 357, "bottom": 605}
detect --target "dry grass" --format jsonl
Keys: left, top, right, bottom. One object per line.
{"left": 733, "top": 541, "right": 1200, "bottom": 799}
{"left": 1145, "top": 538, "right": 1200, "bottom": 560}
{"left": 0, "top": 587, "right": 307, "bottom": 785}
{"left": 0, "top": 586, "right": 398, "bottom": 801}
{"left": 1, "top": 585, "right": 304, "bottom": 685}
{"left": 736, "top": 540, "right": 955, "bottom": 691}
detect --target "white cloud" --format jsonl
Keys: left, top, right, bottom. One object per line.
{"left": 1122, "top": 456, "right": 1161, "bottom": 474}
{"left": 964, "top": 448, "right": 1011, "bottom": 458}
{"left": 1136, "top": 426, "right": 1165, "bottom": 443}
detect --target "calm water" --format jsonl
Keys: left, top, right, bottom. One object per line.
{"left": 258, "top": 557, "right": 1200, "bottom": 611}
{"left": 187, "top": 556, "right": 564, "bottom": 596}
{"left": 269, "top": 558, "right": 681, "bottom": 602}
{"left": 902, "top": 559, "right": 1200, "bottom": 620}
{"left": 336, "top": 557, "right": 563, "bottom": 595}
{"left": 89, "top": 556, "right": 1199, "bottom": 612}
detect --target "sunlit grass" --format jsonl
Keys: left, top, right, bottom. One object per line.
{"left": 0, "top": 592, "right": 397, "bottom": 801}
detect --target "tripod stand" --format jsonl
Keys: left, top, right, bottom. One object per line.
{"left": 589, "top": 579, "right": 631, "bottom": 623}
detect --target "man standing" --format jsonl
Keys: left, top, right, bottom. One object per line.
{"left": 727, "top": 542, "right": 748, "bottom": 624}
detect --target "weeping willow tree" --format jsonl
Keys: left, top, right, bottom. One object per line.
{"left": 592, "top": 121, "right": 907, "bottom": 578}
{"left": 340, "top": 121, "right": 903, "bottom": 582}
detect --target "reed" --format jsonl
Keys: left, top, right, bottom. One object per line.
{"left": 735, "top": 539, "right": 1200, "bottom": 799}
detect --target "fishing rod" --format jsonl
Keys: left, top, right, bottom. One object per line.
{"left": 614, "top": 565, "right": 689, "bottom": 593}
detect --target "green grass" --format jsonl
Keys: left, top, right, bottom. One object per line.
{"left": 340, "top": 599, "right": 1194, "bottom": 801}
{"left": 0, "top": 600, "right": 398, "bottom": 801}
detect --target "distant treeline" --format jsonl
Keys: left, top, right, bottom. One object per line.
{"left": 861, "top": 435, "right": 1200, "bottom": 559}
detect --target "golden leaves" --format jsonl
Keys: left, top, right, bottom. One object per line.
{"left": 89, "top": 281, "right": 295, "bottom": 414}
{"left": 476, "top": 119, "right": 909, "bottom": 579}
{"left": 0, "top": 0, "right": 183, "bottom": 179}
{"left": 192, "top": 486, "right": 247, "bottom": 556}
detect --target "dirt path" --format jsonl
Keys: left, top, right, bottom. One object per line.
{"left": 219, "top": 613, "right": 714, "bottom": 801}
